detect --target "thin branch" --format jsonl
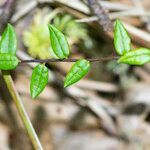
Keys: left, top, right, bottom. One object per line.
{"left": 1, "top": 70, "right": 43, "bottom": 150}
{"left": 20, "top": 56, "right": 119, "bottom": 64}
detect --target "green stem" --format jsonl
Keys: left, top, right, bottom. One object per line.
{"left": 2, "top": 70, "right": 43, "bottom": 150}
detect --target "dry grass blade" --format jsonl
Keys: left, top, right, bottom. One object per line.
{"left": 0, "top": 0, "right": 18, "bottom": 33}
{"left": 76, "top": 79, "right": 118, "bottom": 93}
{"left": 11, "top": 1, "right": 37, "bottom": 23}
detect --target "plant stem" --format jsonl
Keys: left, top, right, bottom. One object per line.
{"left": 20, "top": 56, "right": 119, "bottom": 63}
{"left": 1, "top": 70, "right": 43, "bottom": 150}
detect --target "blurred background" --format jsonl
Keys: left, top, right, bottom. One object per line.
{"left": 0, "top": 0, "right": 150, "bottom": 149}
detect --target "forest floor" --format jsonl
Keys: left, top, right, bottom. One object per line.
{"left": 0, "top": 0, "right": 150, "bottom": 149}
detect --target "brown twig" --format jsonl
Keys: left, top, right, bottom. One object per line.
{"left": 20, "top": 56, "right": 119, "bottom": 64}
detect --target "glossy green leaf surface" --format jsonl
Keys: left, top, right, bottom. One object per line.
{"left": 0, "top": 24, "right": 17, "bottom": 55}
{"left": 64, "top": 59, "right": 90, "bottom": 87}
{"left": 48, "top": 24, "right": 70, "bottom": 59}
{"left": 114, "top": 19, "right": 131, "bottom": 55}
{"left": 118, "top": 48, "right": 150, "bottom": 65}
{"left": 30, "top": 64, "right": 49, "bottom": 99}
{"left": 0, "top": 54, "right": 19, "bottom": 70}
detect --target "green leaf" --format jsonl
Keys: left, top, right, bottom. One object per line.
{"left": 0, "top": 24, "right": 17, "bottom": 55}
{"left": 30, "top": 64, "right": 49, "bottom": 99}
{"left": 0, "top": 54, "right": 19, "bottom": 70}
{"left": 48, "top": 24, "right": 70, "bottom": 59}
{"left": 118, "top": 48, "right": 150, "bottom": 65}
{"left": 114, "top": 19, "right": 131, "bottom": 55}
{"left": 64, "top": 59, "right": 90, "bottom": 87}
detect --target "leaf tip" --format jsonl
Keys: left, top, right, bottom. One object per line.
{"left": 31, "top": 91, "right": 37, "bottom": 99}
{"left": 48, "top": 24, "right": 55, "bottom": 31}
{"left": 7, "top": 23, "right": 12, "bottom": 27}
{"left": 64, "top": 82, "right": 68, "bottom": 88}
{"left": 115, "top": 18, "right": 120, "bottom": 23}
{"left": 115, "top": 19, "right": 122, "bottom": 27}
{"left": 117, "top": 58, "right": 122, "bottom": 63}
{"left": 7, "top": 23, "right": 14, "bottom": 31}
{"left": 48, "top": 24, "right": 51, "bottom": 28}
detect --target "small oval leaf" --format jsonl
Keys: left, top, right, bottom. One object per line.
{"left": 114, "top": 19, "right": 131, "bottom": 55}
{"left": 118, "top": 48, "right": 150, "bottom": 65}
{"left": 64, "top": 59, "right": 91, "bottom": 87}
{"left": 0, "top": 54, "right": 19, "bottom": 70}
{"left": 30, "top": 64, "right": 49, "bottom": 99}
{"left": 48, "top": 24, "right": 70, "bottom": 59}
{"left": 0, "top": 24, "right": 17, "bottom": 55}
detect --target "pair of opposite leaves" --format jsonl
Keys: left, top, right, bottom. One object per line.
{"left": 114, "top": 20, "right": 150, "bottom": 65}
{"left": 0, "top": 20, "right": 150, "bottom": 99}
{"left": 31, "top": 25, "right": 90, "bottom": 98}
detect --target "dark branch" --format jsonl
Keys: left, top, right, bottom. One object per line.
{"left": 20, "top": 56, "right": 119, "bottom": 64}
{"left": 87, "top": 0, "right": 113, "bottom": 31}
